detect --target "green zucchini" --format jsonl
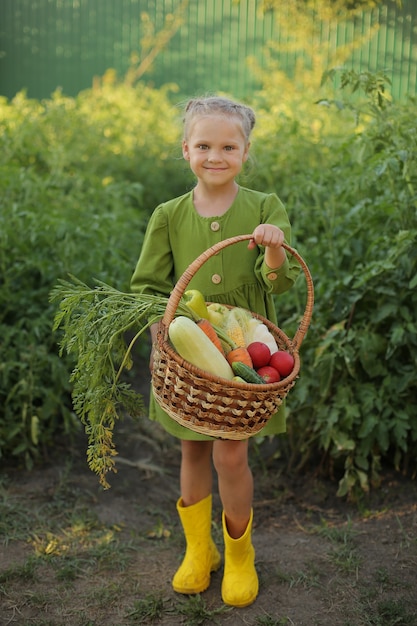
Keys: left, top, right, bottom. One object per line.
{"left": 231, "top": 361, "right": 266, "bottom": 384}
{"left": 168, "top": 316, "right": 234, "bottom": 380}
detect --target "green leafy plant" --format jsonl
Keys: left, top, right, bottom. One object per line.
{"left": 0, "top": 84, "right": 187, "bottom": 468}
{"left": 256, "top": 68, "right": 417, "bottom": 496}
{"left": 50, "top": 279, "right": 191, "bottom": 488}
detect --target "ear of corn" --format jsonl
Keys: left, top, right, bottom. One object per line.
{"left": 225, "top": 311, "right": 246, "bottom": 347}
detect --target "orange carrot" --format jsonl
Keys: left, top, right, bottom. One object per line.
{"left": 226, "top": 347, "right": 253, "bottom": 368}
{"left": 197, "top": 319, "right": 225, "bottom": 355}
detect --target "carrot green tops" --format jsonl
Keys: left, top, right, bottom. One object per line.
{"left": 130, "top": 186, "right": 300, "bottom": 440}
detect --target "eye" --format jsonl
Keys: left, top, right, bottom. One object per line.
{"left": 224, "top": 145, "right": 235, "bottom": 151}
{"left": 197, "top": 144, "right": 209, "bottom": 150}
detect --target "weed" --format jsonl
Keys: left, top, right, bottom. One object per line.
{"left": 327, "top": 541, "right": 361, "bottom": 574}
{"left": 395, "top": 514, "right": 415, "bottom": 551}
{"left": 173, "top": 594, "right": 231, "bottom": 625}
{"left": 314, "top": 517, "right": 357, "bottom": 543}
{"left": 365, "top": 598, "right": 417, "bottom": 625}
{"left": 146, "top": 519, "right": 172, "bottom": 539}
{"left": 273, "top": 568, "right": 292, "bottom": 584}
{"left": 126, "top": 593, "right": 167, "bottom": 622}
{"left": 0, "top": 556, "right": 38, "bottom": 583}
{"left": 86, "top": 581, "right": 126, "bottom": 608}
{"left": 289, "top": 567, "right": 322, "bottom": 589}
{"left": 55, "top": 559, "right": 81, "bottom": 581}
{"left": 373, "top": 566, "right": 406, "bottom": 592}
{"left": 314, "top": 517, "right": 361, "bottom": 574}
{"left": 0, "top": 492, "right": 36, "bottom": 544}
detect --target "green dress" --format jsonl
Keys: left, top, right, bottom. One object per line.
{"left": 131, "top": 186, "right": 300, "bottom": 440}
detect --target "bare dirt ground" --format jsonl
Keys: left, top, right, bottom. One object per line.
{"left": 1, "top": 371, "right": 417, "bottom": 626}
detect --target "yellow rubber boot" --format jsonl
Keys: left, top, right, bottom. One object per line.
{"left": 172, "top": 494, "right": 221, "bottom": 594}
{"left": 221, "top": 509, "right": 259, "bottom": 607}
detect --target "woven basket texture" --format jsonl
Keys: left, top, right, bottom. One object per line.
{"left": 152, "top": 235, "right": 313, "bottom": 439}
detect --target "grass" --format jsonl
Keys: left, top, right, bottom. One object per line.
{"left": 126, "top": 593, "right": 167, "bottom": 622}
{"left": 0, "top": 557, "right": 39, "bottom": 584}
{"left": 373, "top": 598, "right": 417, "bottom": 625}
{"left": 313, "top": 517, "right": 362, "bottom": 574}
{"left": 288, "top": 565, "right": 323, "bottom": 589}
{"left": 126, "top": 593, "right": 232, "bottom": 624}
{"left": 173, "top": 594, "right": 231, "bottom": 625}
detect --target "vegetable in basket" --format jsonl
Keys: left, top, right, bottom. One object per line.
{"left": 196, "top": 318, "right": 226, "bottom": 354}
{"left": 168, "top": 316, "right": 234, "bottom": 380}
{"left": 183, "top": 288, "right": 210, "bottom": 320}
{"left": 228, "top": 306, "right": 278, "bottom": 355}
{"left": 206, "top": 302, "right": 230, "bottom": 327}
{"left": 231, "top": 361, "right": 266, "bottom": 384}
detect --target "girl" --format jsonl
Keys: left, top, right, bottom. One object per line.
{"left": 131, "top": 96, "right": 300, "bottom": 607}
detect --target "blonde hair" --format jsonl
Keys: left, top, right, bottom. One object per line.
{"left": 183, "top": 96, "right": 256, "bottom": 142}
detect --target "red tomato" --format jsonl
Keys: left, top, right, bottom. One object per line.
{"left": 269, "top": 351, "right": 295, "bottom": 378}
{"left": 256, "top": 365, "right": 281, "bottom": 383}
{"left": 247, "top": 342, "right": 271, "bottom": 369}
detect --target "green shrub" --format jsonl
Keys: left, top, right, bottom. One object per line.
{"left": 0, "top": 83, "right": 188, "bottom": 466}
{"left": 251, "top": 70, "right": 417, "bottom": 495}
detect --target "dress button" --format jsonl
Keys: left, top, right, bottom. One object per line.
{"left": 210, "top": 221, "right": 220, "bottom": 232}
{"left": 211, "top": 274, "right": 222, "bottom": 284}
{"left": 267, "top": 272, "right": 278, "bottom": 281}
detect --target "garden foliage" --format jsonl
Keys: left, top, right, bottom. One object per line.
{"left": 0, "top": 83, "right": 183, "bottom": 467}
{"left": 1, "top": 71, "right": 416, "bottom": 495}
{"left": 252, "top": 69, "right": 417, "bottom": 495}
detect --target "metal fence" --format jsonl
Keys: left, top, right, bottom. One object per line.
{"left": 1, "top": 0, "right": 416, "bottom": 101}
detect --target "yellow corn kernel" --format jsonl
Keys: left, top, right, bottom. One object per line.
{"left": 225, "top": 315, "right": 246, "bottom": 347}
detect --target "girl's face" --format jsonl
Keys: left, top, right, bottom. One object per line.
{"left": 182, "top": 115, "right": 250, "bottom": 188}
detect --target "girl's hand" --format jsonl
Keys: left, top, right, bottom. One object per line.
{"left": 248, "top": 224, "right": 285, "bottom": 249}
{"left": 248, "top": 224, "right": 286, "bottom": 270}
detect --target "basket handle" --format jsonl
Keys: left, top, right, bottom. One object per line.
{"left": 162, "top": 234, "right": 314, "bottom": 351}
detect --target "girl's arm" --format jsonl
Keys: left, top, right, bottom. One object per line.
{"left": 248, "top": 223, "right": 286, "bottom": 269}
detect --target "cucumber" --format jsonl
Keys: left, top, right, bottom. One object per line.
{"left": 231, "top": 361, "right": 266, "bottom": 384}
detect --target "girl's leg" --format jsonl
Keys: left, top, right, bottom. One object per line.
{"left": 212, "top": 439, "right": 258, "bottom": 607}
{"left": 180, "top": 440, "right": 213, "bottom": 504}
{"left": 172, "top": 439, "right": 220, "bottom": 595}
{"left": 212, "top": 439, "right": 253, "bottom": 537}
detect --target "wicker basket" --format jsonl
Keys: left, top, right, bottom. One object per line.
{"left": 152, "top": 234, "right": 314, "bottom": 439}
